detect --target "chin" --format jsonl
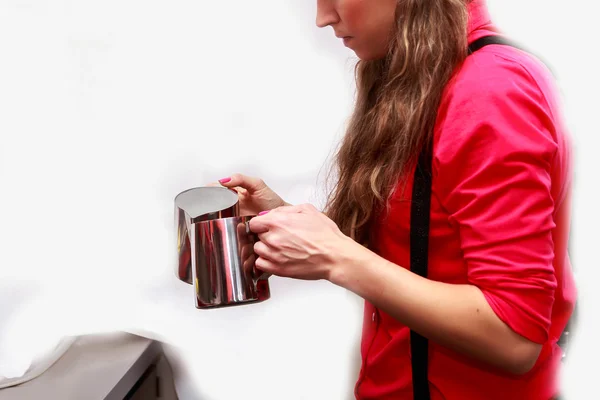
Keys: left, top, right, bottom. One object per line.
{"left": 353, "top": 46, "right": 387, "bottom": 61}
{"left": 354, "top": 51, "right": 386, "bottom": 61}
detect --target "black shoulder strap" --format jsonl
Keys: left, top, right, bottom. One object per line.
{"left": 467, "top": 35, "right": 521, "bottom": 54}
{"left": 409, "top": 141, "right": 433, "bottom": 400}
{"left": 408, "top": 35, "right": 519, "bottom": 400}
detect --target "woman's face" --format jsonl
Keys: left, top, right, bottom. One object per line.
{"left": 316, "top": 0, "right": 398, "bottom": 60}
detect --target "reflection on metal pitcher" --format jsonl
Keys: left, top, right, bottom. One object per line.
{"left": 193, "top": 216, "right": 270, "bottom": 309}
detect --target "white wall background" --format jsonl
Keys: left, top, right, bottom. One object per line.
{"left": 0, "top": 0, "right": 597, "bottom": 399}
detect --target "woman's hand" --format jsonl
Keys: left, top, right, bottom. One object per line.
{"left": 248, "top": 203, "right": 357, "bottom": 281}
{"left": 209, "top": 173, "right": 289, "bottom": 216}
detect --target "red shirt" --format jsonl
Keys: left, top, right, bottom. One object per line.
{"left": 355, "top": 1, "right": 576, "bottom": 399}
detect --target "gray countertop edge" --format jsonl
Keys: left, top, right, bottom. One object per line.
{"left": 103, "top": 339, "right": 163, "bottom": 400}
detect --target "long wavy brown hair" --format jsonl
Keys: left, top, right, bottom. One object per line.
{"left": 325, "top": 0, "right": 471, "bottom": 246}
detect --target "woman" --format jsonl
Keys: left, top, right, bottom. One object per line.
{"left": 216, "top": 0, "right": 576, "bottom": 399}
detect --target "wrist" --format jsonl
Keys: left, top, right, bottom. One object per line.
{"left": 327, "top": 236, "right": 371, "bottom": 288}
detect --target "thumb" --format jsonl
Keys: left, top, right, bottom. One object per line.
{"left": 219, "top": 173, "right": 267, "bottom": 193}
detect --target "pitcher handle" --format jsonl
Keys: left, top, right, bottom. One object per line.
{"left": 245, "top": 220, "right": 272, "bottom": 282}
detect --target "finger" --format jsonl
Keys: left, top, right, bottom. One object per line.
{"left": 253, "top": 240, "right": 276, "bottom": 260}
{"left": 206, "top": 181, "right": 238, "bottom": 194}
{"left": 255, "top": 257, "right": 278, "bottom": 275}
{"left": 235, "top": 186, "right": 248, "bottom": 196}
{"left": 248, "top": 215, "right": 272, "bottom": 234}
{"left": 256, "top": 231, "right": 275, "bottom": 245}
{"left": 218, "top": 173, "right": 268, "bottom": 194}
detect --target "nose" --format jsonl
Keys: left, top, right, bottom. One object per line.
{"left": 316, "top": 0, "right": 339, "bottom": 28}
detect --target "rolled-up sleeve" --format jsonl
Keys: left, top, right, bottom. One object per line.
{"left": 434, "top": 56, "right": 559, "bottom": 344}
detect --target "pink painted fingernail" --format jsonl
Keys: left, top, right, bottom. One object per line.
{"left": 219, "top": 177, "right": 231, "bottom": 184}
{"left": 258, "top": 210, "right": 270, "bottom": 216}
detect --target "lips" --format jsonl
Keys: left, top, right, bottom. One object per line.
{"left": 334, "top": 31, "right": 353, "bottom": 46}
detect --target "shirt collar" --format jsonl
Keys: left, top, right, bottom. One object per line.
{"left": 467, "top": 0, "right": 495, "bottom": 41}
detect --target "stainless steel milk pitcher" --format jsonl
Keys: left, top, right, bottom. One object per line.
{"left": 174, "top": 186, "right": 271, "bottom": 309}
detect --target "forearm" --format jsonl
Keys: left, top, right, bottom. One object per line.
{"left": 329, "top": 239, "right": 541, "bottom": 374}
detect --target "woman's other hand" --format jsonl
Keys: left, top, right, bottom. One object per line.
{"left": 207, "top": 173, "right": 289, "bottom": 216}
